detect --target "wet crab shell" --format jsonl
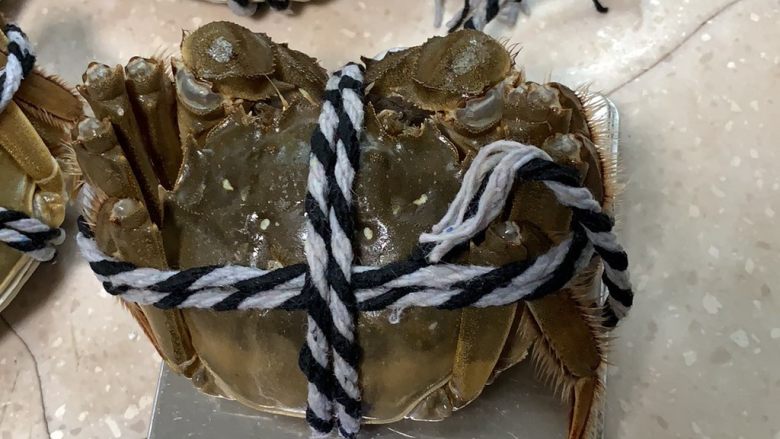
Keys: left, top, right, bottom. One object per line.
{"left": 77, "top": 23, "right": 614, "bottom": 432}
{"left": 0, "top": 27, "right": 82, "bottom": 311}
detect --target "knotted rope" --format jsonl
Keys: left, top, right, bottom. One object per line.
{"left": 437, "top": 0, "right": 610, "bottom": 32}
{"left": 77, "top": 63, "right": 633, "bottom": 437}
{"left": 0, "top": 25, "right": 66, "bottom": 262}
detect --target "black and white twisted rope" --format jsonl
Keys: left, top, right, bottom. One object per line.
{"left": 0, "top": 208, "right": 65, "bottom": 262}
{"left": 437, "top": 0, "right": 610, "bottom": 32}
{"left": 323, "top": 63, "right": 364, "bottom": 439}
{"left": 222, "top": 0, "right": 298, "bottom": 16}
{"left": 299, "top": 64, "right": 365, "bottom": 438}
{"left": 77, "top": 63, "right": 633, "bottom": 437}
{"left": 0, "top": 25, "right": 65, "bottom": 263}
{"left": 1, "top": 24, "right": 35, "bottom": 113}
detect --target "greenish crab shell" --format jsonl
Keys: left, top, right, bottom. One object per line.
{"left": 77, "top": 22, "right": 608, "bottom": 422}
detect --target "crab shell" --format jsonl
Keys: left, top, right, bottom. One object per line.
{"left": 77, "top": 23, "right": 614, "bottom": 435}
{"left": 0, "top": 26, "right": 82, "bottom": 311}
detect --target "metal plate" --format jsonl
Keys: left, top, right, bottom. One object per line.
{"left": 148, "top": 93, "right": 620, "bottom": 439}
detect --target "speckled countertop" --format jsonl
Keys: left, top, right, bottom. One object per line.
{"left": 1, "top": 0, "right": 779, "bottom": 438}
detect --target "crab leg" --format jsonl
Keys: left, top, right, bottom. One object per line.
{"left": 0, "top": 102, "right": 65, "bottom": 225}
{"left": 79, "top": 64, "right": 163, "bottom": 224}
{"left": 77, "top": 65, "right": 204, "bottom": 385}
{"left": 97, "top": 196, "right": 200, "bottom": 375}
{"left": 125, "top": 57, "right": 182, "bottom": 189}
{"left": 521, "top": 275, "right": 606, "bottom": 439}
{"left": 448, "top": 306, "right": 517, "bottom": 407}
{"left": 74, "top": 118, "right": 145, "bottom": 201}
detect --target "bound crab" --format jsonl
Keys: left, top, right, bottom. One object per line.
{"left": 76, "top": 22, "right": 622, "bottom": 439}
{"left": 0, "top": 23, "right": 82, "bottom": 311}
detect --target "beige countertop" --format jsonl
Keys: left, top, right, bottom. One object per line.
{"left": 1, "top": 0, "right": 778, "bottom": 438}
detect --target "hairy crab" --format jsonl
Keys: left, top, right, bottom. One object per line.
{"left": 0, "top": 23, "right": 82, "bottom": 311}
{"left": 77, "top": 22, "right": 616, "bottom": 439}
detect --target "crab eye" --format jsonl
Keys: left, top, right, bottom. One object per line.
{"left": 455, "top": 87, "right": 503, "bottom": 133}
{"left": 174, "top": 63, "right": 222, "bottom": 114}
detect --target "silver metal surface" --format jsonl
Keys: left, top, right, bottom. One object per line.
{"left": 149, "top": 360, "right": 572, "bottom": 439}
{"left": 148, "top": 94, "right": 620, "bottom": 439}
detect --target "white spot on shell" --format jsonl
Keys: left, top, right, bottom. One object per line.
{"left": 388, "top": 308, "right": 404, "bottom": 324}
{"left": 413, "top": 194, "right": 428, "bottom": 206}
{"left": 50, "top": 431, "right": 64, "bottom": 439}
{"left": 260, "top": 219, "right": 271, "bottom": 230}
{"left": 222, "top": 179, "right": 234, "bottom": 191}
{"left": 208, "top": 36, "right": 233, "bottom": 63}
{"left": 363, "top": 227, "right": 374, "bottom": 240}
